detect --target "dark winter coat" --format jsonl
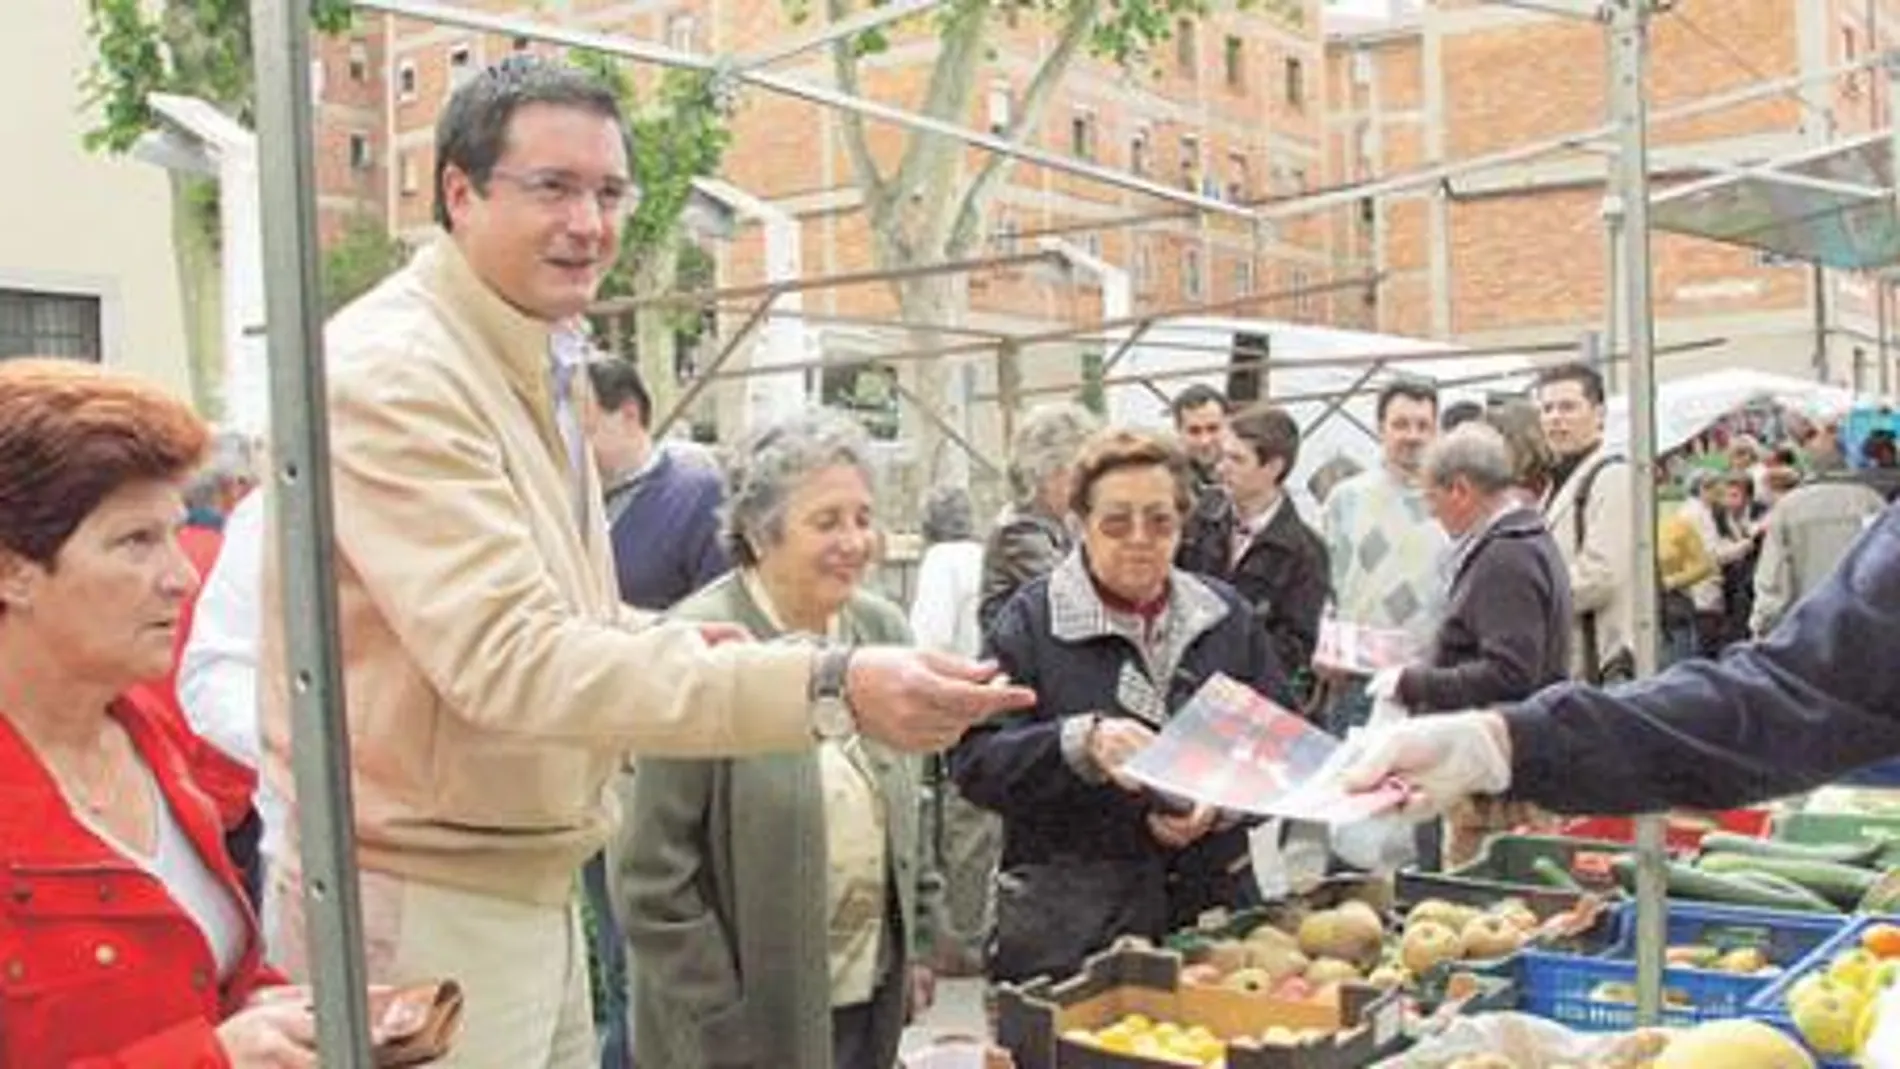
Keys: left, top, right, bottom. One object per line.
{"left": 1178, "top": 496, "right": 1331, "bottom": 695}
{"left": 949, "top": 552, "right": 1286, "bottom": 983}
{"left": 1396, "top": 504, "right": 1571, "bottom": 713}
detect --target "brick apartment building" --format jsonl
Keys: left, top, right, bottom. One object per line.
{"left": 1325, "top": 0, "right": 1900, "bottom": 392}
{"left": 307, "top": 0, "right": 1336, "bottom": 440}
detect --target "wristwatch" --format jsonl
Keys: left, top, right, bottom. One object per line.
{"left": 808, "top": 645, "right": 858, "bottom": 740}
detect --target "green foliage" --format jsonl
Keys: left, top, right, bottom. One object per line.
{"left": 320, "top": 215, "right": 408, "bottom": 316}
{"left": 570, "top": 52, "right": 731, "bottom": 297}
{"left": 83, "top": 0, "right": 354, "bottom": 155}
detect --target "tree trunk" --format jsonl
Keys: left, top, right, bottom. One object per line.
{"left": 170, "top": 173, "right": 224, "bottom": 418}
{"left": 632, "top": 233, "right": 684, "bottom": 431}
{"left": 894, "top": 269, "right": 971, "bottom": 497}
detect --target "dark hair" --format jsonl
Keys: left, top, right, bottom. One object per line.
{"left": 1440, "top": 400, "right": 1484, "bottom": 432}
{"left": 1534, "top": 361, "right": 1606, "bottom": 406}
{"left": 585, "top": 357, "right": 651, "bottom": 426}
{"left": 1069, "top": 429, "right": 1195, "bottom": 517}
{"left": 1170, "top": 383, "right": 1230, "bottom": 423}
{"left": 1227, "top": 404, "right": 1301, "bottom": 486}
{"left": 1375, "top": 379, "right": 1438, "bottom": 424}
{"left": 434, "top": 55, "right": 627, "bottom": 231}
{"left": 0, "top": 359, "right": 208, "bottom": 569}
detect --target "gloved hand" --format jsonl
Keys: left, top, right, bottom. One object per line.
{"left": 1337, "top": 711, "right": 1514, "bottom": 819}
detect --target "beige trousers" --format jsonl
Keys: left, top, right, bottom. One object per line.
{"left": 268, "top": 865, "right": 597, "bottom": 1069}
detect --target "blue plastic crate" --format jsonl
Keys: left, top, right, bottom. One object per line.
{"left": 1516, "top": 902, "right": 1845, "bottom": 1032}
{"left": 1746, "top": 914, "right": 1900, "bottom": 1067}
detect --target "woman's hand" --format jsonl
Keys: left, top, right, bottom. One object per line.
{"left": 903, "top": 963, "right": 938, "bottom": 1023}
{"left": 216, "top": 998, "right": 317, "bottom": 1068}
{"left": 1147, "top": 803, "right": 1217, "bottom": 849}
{"left": 1085, "top": 718, "right": 1156, "bottom": 792}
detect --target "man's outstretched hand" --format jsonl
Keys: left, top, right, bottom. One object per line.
{"left": 846, "top": 647, "right": 1035, "bottom": 752}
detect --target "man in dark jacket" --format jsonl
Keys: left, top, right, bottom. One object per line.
{"left": 1178, "top": 404, "right": 1330, "bottom": 701}
{"left": 1340, "top": 502, "right": 1900, "bottom": 820}
{"left": 1377, "top": 422, "right": 1570, "bottom": 714}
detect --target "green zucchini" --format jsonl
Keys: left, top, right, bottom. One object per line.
{"left": 1612, "top": 856, "right": 1842, "bottom": 913}
{"left": 1694, "top": 853, "right": 1878, "bottom": 909}
{"left": 1531, "top": 855, "right": 1584, "bottom": 891}
{"left": 1722, "top": 871, "right": 1841, "bottom": 913}
{"left": 1698, "top": 831, "right": 1887, "bottom": 868}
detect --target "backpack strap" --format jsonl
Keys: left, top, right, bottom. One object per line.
{"left": 1568, "top": 451, "right": 1626, "bottom": 683}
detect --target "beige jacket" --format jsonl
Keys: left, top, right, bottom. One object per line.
{"left": 1543, "top": 443, "right": 1634, "bottom": 680}
{"left": 1751, "top": 477, "right": 1886, "bottom": 637}
{"left": 261, "top": 238, "right": 814, "bottom": 906}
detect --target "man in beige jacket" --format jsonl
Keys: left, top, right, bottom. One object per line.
{"left": 259, "top": 57, "right": 1032, "bottom": 1069}
{"left": 1536, "top": 362, "right": 1635, "bottom": 683}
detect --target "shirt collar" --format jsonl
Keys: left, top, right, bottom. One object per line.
{"left": 739, "top": 568, "right": 842, "bottom": 642}
{"left": 1237, "top": 494, "right": 1285, "bottom": 541}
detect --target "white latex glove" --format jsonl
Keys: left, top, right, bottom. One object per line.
{"left": 1337, "top": 711, "right": 1513, "bottom": 819}
{"left": 1366, "top": 666, "right": 1404, "bottom": 702}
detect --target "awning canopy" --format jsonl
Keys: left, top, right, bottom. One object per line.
{"left": 1648, "top": 130, "right": 1900, "bottom": 272}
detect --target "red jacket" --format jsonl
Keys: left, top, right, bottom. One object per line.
{"left": 129, "top": 522, "right": 259, "bottom": 831}
{"left": 0, "top": 692, "right": 284, "bottom": 1068}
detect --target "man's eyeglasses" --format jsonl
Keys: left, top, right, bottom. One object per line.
{"left": 486, "top": 168, "right": 640, "bottom": 218}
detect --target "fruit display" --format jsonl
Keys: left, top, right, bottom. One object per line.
{"left": 1402, "top": 1017, "right": 1810, "bottom": 1069}
{"left": 1062, "top": 1016, "right": 1227, "bottom": 1067}
{"left": 1775, "top": 920, "right": 1900, "bottom": 1060}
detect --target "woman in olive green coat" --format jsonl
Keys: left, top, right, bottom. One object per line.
{"left": 609, "top": 411, "right": 940, "bottom": 1069}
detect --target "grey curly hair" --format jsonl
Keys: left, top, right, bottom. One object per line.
{"left": 722, "top": 410, "right": 877, "bottom": 567}
{"left": 1007, "top": 402, "right": 1099, "bottom": 510}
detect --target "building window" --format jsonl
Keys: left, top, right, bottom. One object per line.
{"left": 1135, "top": 242, "right": 1154, "bottom": 290}
{"left": 1284, "top": 56, "right": 1305, "bottom": 108}
{"left": 666, "top": 13, "right": 698, "bottom": 53}
{"left": 1070, "top": 110, "right": 1097, "bottom": 160}
{"left": 1235, "top": 258, "right": 1255, "bottom": 297}
{"left": 1351, "top": 49, "right": 1372, "bottom": 87}
{"left": 1130, "top": 130, "right": 1149, "bottom": 176}
{"left": 1844, "top": 26, "right": 1862, "bottom": 96}
{"left": 1176, "top": 20, "right": 1196, "bottom": 76}
{"left": 993, "top": 214, "right": 1019, "bottom": 255}
{"left": 399, "top": 152, "right": 419, "bottom": 196}
{"left": 448, "top": 44, "right": 475, "bottom": 88}
{"left": 1083, "top": 233, "right": 1102, "bottom": 257}
{"left": 1183, "top": 247, "right": 1204, "bottom": 302}
{"left": 1179, "top": 134, "right": 1200, "bottom": 192}
{"left": 1227, "top": 152, "right": 1250, "bottom": 202}
{"left": 349, "top": 132, "right": 373, "bottom": 171}
{"left": 1224, "top": 36, "right": 1244, "bottom": 89}
{"left": 987, "top": 83, "right": 1013, "bottom": 134}
{"left": 347, "top": 39, "right": 369, "bottom": 82}
{"left": 1290, "top": 166, "right": 1308, "bottom": 191}
{"left": 1290, "top": 267, "right": 1310, "bottom": 317}
{"left": 397, "top": 60, "right": 417, "bottom": 101}
{"left": 0, "top": 289, "right": 103, "bottom": 361}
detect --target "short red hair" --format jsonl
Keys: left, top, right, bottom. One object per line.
{"left": 0, "top": 359, "right": 208, "bottom": 565}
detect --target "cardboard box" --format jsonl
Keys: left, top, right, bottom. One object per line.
{"left": 996, "top": 942, "right": 1404, "bottom": 1069}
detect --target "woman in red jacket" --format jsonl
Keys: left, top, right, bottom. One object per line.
{"left": 0, "top": 359, "right": 313, "bottom": 1067}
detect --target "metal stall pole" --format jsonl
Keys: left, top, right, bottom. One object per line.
{"left": 250, "top": 0, "right": 376, "bottom": 1062}
{"left": 1607, "top": 0, "right": 1669, "bottom": 1027}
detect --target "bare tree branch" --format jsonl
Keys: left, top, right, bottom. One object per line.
{"left": 888, "top": 0, "right": 991, "bottom": 210}
{"left": 827, "top": 0, "right": 890, "bottom": 219}
{"left": 946, "top": 0, "right": 1101, "bottom": 256}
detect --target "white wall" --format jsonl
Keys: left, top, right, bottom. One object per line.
{"left": 0, "top": 0, "right": 190, "bottom": 397}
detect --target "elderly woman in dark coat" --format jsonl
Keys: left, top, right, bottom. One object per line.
{"left": 610, "top": 411, "right": 940, "bottom": 1069}
{"left": 978, "top": 402, "right": 1099, "bottom": 630}
{"left": 951, "top": 429, "right": 1287, "bottom": 985}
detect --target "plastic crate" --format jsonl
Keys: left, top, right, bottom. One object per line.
{"left": 1832, "top": 758, "right": 1900, "bottom": 789}
{"left": 1555, "top": 809, "right": 1772, "bottom": 856}
{"left": 1775, "top": 810, "right": 1900, "bottom": 868}
{"left": 1516, "top": 902, "right": 1844, "bottom": 1032}
{"left": 1398, "top": 835, "right": 1630, "bottom": 919}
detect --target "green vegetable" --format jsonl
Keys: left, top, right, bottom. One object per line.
{"left": 1699, "top": 831, "right": 1887, "bottom": 868}
{"left": 1722, "top": 871, "right": 1840, "bottom": 913}
{"left": 1860, "top": 868, "right": 1900, "bottom": 913}
{"left": 1531, "top": 855, "right": 1584, "bottom": 891}
{"left": 1612, "top": 856, "right": 1842, "bottom": 913}
{"left": 1694, "top": 853, "right": 1878, "bottom": 909}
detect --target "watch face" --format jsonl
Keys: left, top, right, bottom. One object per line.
{"left": 813, "top": 696, "right": 853, "bottom": 738}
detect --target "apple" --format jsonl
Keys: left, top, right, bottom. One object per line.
{"left": 1460, "top": 914, "right": 1527, "bottom": 960}
{"left": 1401, "top": 920, "right": 1465, "bottom": 976}
{"left": 1793, "top": 987, "right": 1863, "bottom": 1057}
